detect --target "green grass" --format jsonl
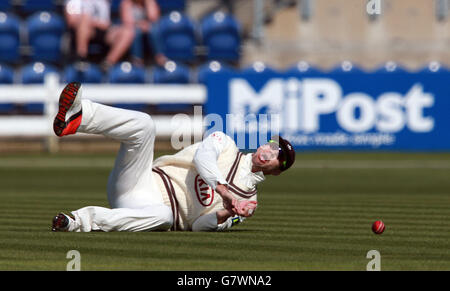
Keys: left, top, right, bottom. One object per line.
{"left": 0, "top": 152, "right": 449, "bottom": 270}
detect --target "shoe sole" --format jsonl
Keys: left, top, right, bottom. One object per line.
{"left": 53, "top": 82, "right": 81, "bottom": 137}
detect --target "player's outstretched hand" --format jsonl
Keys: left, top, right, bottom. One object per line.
{"left": 232, "top": 200, "right": 257, "bottom": 217}
{"left": 216, "top": 184, "right": 258, "bottom": 217}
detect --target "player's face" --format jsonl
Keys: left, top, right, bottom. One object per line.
{"left": 252, "top": 142, "right": 282, "bottom": 175}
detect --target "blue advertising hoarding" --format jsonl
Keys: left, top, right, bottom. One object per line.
{"left": 205, "top": 63, "right": 450, "bottom": 151}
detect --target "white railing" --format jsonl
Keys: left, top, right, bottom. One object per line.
{"left": 0, "top": 74, "right": 207, "bottom": 151}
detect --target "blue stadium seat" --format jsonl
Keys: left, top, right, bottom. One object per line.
{"left": 197, "top": 60, "right": 233, "bottom": 84}
{"left": 419, "top": 61, "right": 449, "bottom": 74}
{"left": 108, "top": 62, "right": 146, "bottom": 83}
{"left": 27, "top": 12, "right": 66, "bottom": 63}
{"left": 64, "top": 63, "right": 103, "bottom": 84}
{"left": 154, "top": 11, "right": 197, "bottom": 62}
{"left": 21, "top": 0, "right": 57, "bottom": 14}
{"left": 329, "top": 61, "right": 366, "bottom": 74}
{"left": 156, "top": 0, "right": 185, "bottom": 14}
{"left": 285, "top": 61, "right": 323, "bottom": 75}
{"left": 375, "top": 61, "right": 408, "bottom": 73}
{"left": 108, "top": 62, "right": 147, "bottom": 111}
{"left": 0, "top": 12, "right": 21, "bottom": 64}
{"left": 153, "top": 60, "right": 190, "bottom": 84}
{"left": 20, "top": 62, "right": 59, "bottom": 114}
{"left": 241, "top": 62, "right": 277, "bottom": 74}
{"left": 0, "top": 63, "right": 14, "bottom": 113}
{"left": 153, "top": 61, "right": 192, "bottom": 113}
{"left": 20, "top": 62, "right": 59, "bottom": 84}
{"left": 0, "top": 1, "right": 13, "bottom": 11}
{"left": 201, "top": 12, "right": 241, "bottom": 62}
{"left": 0, "top": 64, "right": 14, "bottom": 84}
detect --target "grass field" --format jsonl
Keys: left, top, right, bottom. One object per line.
{"left": 0, "top": 152, "right": 449, "bottom": 271}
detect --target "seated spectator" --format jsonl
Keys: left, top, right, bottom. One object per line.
{"left": 120, "top": 0, "right": 167, "bottom": 66}
{"left": 64, "top": 0, "right": 135, "bottom": 69}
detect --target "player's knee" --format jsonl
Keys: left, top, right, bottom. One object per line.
{"left": 135, "top": 112, "right": 155, "bottom": 137}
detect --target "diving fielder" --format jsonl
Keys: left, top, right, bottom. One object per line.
{"left": 52, "top": 82, "right": 295, "bottom": 232}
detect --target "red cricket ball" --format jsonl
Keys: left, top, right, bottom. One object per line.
{"left": 372, "top": 220, "right": 385, "bottom": 234}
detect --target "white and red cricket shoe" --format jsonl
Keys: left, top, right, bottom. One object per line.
{"left": 53, "top": 82, "right": 83, "bottom": 137}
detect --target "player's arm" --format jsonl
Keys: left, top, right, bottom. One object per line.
{"left": 193, "top": 132, "right": 258, "bottom": 217}
{"left": 193, "top": 131, "right": 230, "bottom": 189}
{"left": 193, "top": 132, "right": 236, "bottom": 213}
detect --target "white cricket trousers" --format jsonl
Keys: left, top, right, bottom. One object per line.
{"left": 69, "top": 99, "right": 173, "bottom": 232}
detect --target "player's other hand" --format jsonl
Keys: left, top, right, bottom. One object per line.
{"left": 216, "top": 184, "right": 258, "bottom": 217}
{"left": 232, "top": 200, "right": 257, "bottom": 217}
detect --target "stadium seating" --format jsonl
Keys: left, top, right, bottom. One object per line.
{"left": 108, "top": 62, "right": 146, "bottom": 83}
{"left": 329, "top": 61, "right": 367, "bottom": 74}
{"left": 108, "top": 62, "right": 147, "bottom": 110}
{"left": 197, "top": 60, "right": 233, "bottom": 84}
{"left": 63, "top": 63, "right": 104, "bottom": 84}
{"left": 20, "top": 0, "right": 58, "bottom": 14}
{"left": 20, "top": 62, "right": 59, "bottom": 84}
{"left": 156, "top": 0, "right": 186, "bottom": 14}
{"left": 0, "top": 64, "right": 14, "bottom": 84}
{"left": 241, "top": 61, "right": 278, "bottom": 74}
{"left": 153, "top": 60, "right": 190, "bottom": 84}
{"left": 419, "top": 61, "right": 449, "bottom": 73}
{"left": 0, "top": 1, "right": 12, "bottom": 11}
{"left": 26, "top": 11, "right": 66, "bottom": 63}
{"left": 0, "top": 12, "right": 21, "bottom": 64}
{"left": 0, "top": 63, "right": 14, "bottom": 113}
{"left": 375, "top": 61, "right": 408, "bottom": 73}
{"left": 153, "top": 11, "right": 197, "bottom": 62}
{"left": 285, "top": 61, "right": 323, "bottom": 75}
{"left": 153, "top": 60, "right": 192, "bottom": 113}
{"left": 200, "top": 12, "right": 241, "bottom": 62}
{"left": 20, "top": 62, "right": 59, "bottom": 113}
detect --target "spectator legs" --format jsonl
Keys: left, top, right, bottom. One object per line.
{"left": 76, "top": 13, "right": 94, "bottom": 59}
{"left": 104, "top": 25, "right": 135, "bottom": 66}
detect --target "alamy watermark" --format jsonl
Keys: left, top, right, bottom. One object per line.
{"left": 66, "top": 250, "right": 81, "bottom": 271}
{"left": 170, "top": 106, "right": 281, "bottom": 150}
{"left": 366, "top": 0, "right": 382, "bottom": 15}
{"left": 366, "top": 250, "right": 381, "bottom": 271}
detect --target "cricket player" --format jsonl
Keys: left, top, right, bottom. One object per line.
{"left": 51, "top": 82, "right": 295, "bottom": 232}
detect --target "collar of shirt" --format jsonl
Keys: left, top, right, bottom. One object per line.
{"left": 240, "top": 153, "right": 265, "bottom": 188}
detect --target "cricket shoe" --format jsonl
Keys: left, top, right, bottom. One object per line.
{"left": 51, "top": 213, "right": 75, "bottom": 232}
{"left": 53, "top": 82, "right": 83, "bottom": 137}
